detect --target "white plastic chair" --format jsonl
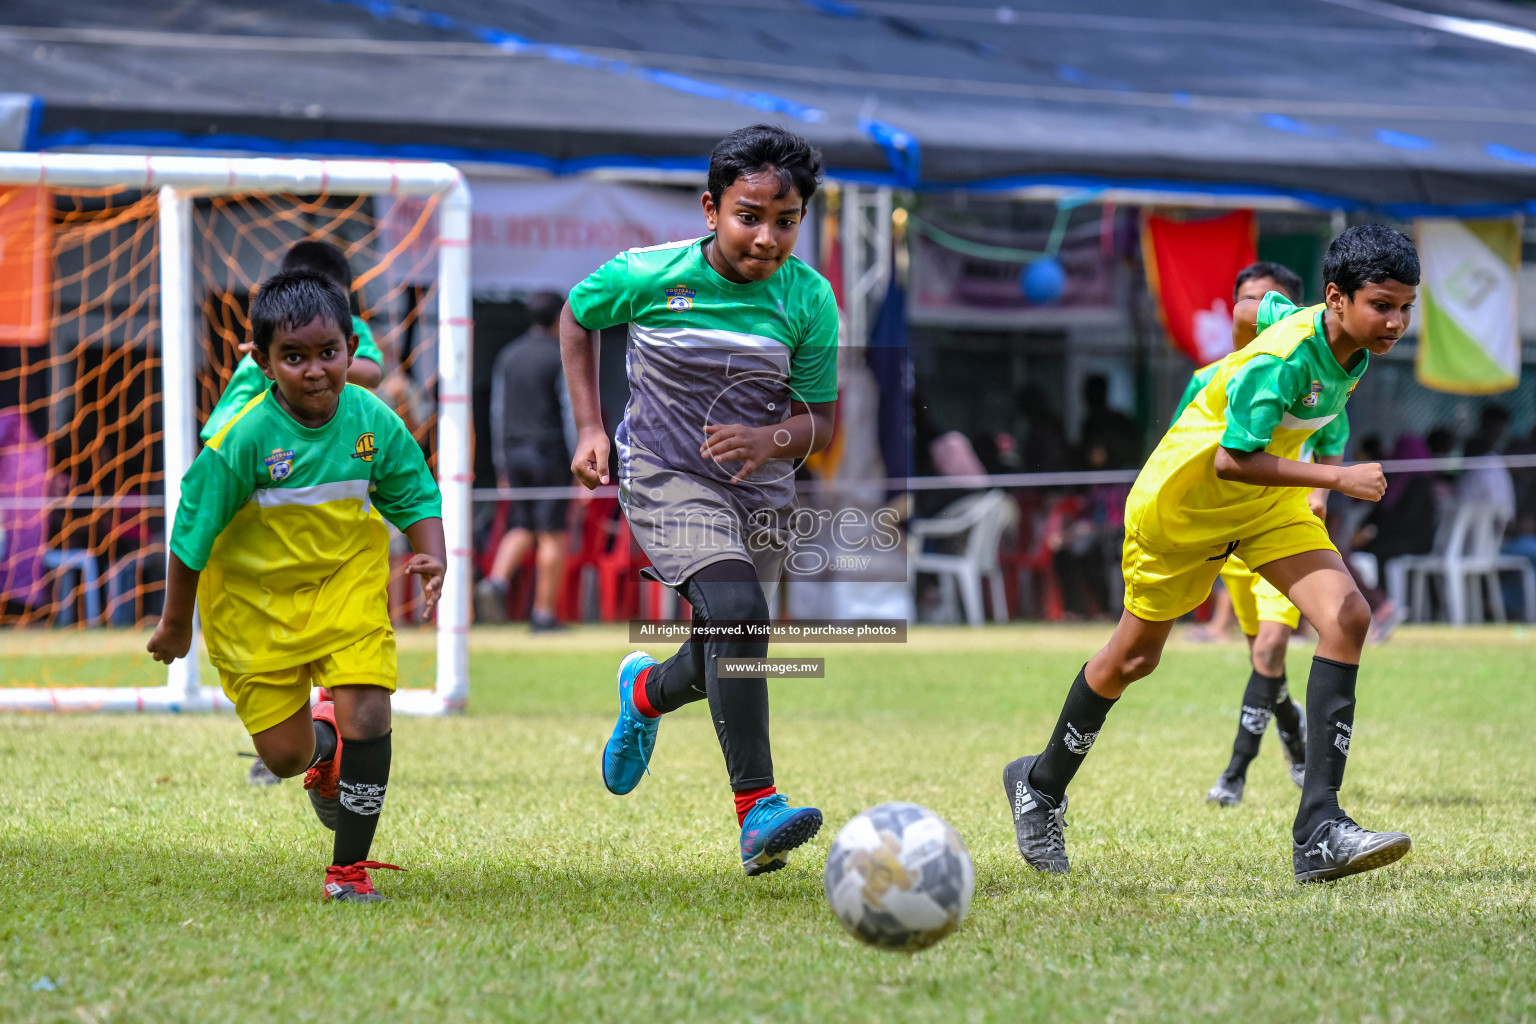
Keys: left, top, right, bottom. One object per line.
{"left": 43, "top": 548, "right": 103, "bottom": 627}
{"left": 908, "top": 490, "right": 1017, "bottom": 627}
{"left": 1386, "top": 502, "right": 1535, "bottom": 625}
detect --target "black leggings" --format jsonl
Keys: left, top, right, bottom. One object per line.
{"left": 645, "top": 559, "right": 773, "bottom": 791}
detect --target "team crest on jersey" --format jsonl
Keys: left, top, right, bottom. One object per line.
{"left": 664, "top": 285, "right": 696, "bottom": 311}
{"left": 350, "top": 432, "right": 377, "bottom": 462}
{"left": 1301, "top": 379, "right": 1325, "bottom": 408}
{"left": 263, "top": 448, "right": 295, "bottom": 481}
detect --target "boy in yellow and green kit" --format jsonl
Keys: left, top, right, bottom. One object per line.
{"left": 149, "top": 271, "right": 444, "bottom": 903}
{"left": 1004, "top": 225, "right": 1419, "bottom": 884}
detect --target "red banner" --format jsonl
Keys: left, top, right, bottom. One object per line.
{"left": 0, "top": 186, "right": 49, "bottom": 345}
{"left": 1142, "top": 210, "right": 1256, "bottom": 365}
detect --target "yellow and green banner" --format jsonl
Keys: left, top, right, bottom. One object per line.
{"left": 1414, "top": 218, "right": 1521, "bottom": 394}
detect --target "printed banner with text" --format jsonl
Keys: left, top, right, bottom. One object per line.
{"left": 379, "top": 178, "right": 705, "bottom": 293}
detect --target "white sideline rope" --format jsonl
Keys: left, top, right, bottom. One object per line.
{"left": 8, "top": 455, "right": 1532, "bottom": 510}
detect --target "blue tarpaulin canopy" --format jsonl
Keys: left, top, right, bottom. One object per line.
{"left": 5, "top": 0, "right": 1536, "bottom": 212}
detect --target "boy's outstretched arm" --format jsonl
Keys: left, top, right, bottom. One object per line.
{"left": 701, "top": 399, "right": 836, "bottom": 486}
{"left": 147, "top": 553, "right": 201, "bottom": 663}
{"left": 1215, "top": 447, "right": 1385, "bottom": 501}
{"left": 402, "top": 516, "right": 447, "bottom": 616}
{"left": 559, "top": 301, "right": 610, "bottom": 488}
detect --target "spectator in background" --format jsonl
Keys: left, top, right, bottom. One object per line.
{"left": 1458, "top": 406, "right": 1516, "bottom": 524}
{"left": 1354, "top": 433, "right": 1443, "bottom": 568}
{"left": 1504, "top": 422, "right": 1536, "bottom": 618}
{"left": 474, "top": 292, "right": 576, "bottom": 630}
{"left": 1049, "top": 439, "right": 1127, "bottom": 620}
{"left": 1078, "top": 374, "right": 1139, "bottom": 471}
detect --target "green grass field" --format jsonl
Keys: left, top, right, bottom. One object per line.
{"left": 3, "top": 625, "right": 1535, "bottom": 1023}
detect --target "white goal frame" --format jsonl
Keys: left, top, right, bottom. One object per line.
{"left": 0, "top": 153, "right": 471, "bottom": 715}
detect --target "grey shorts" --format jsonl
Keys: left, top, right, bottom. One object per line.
{"left": 618, "top": 441, "right": 791, "bottom": 587}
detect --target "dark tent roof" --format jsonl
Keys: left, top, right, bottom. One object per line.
{"left": 5, "top": 0, "right": 1536, "bottom": 212}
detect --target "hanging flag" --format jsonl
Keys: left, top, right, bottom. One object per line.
{"left": 0, "top": 186, "right": 50, "bottom": 345}
{"left": 1141, "top": 210, "right": 1257, "bottom": 365}
{"left": 1415, "top": 218, "right": 1521, "bottom": 395}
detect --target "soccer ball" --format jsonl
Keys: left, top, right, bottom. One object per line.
{"left": 823, "top": 802, "right": 975, "bottom": 952}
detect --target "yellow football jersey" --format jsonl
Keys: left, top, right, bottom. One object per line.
{"left": 171, "top": 385, "right": 440, "bottom": 674}
{"left": 1127, "top": 300, "right": 1365, "bottom": 551}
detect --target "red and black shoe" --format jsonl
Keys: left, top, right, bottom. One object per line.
{"left": 323, "top": 861, "right": 400, "bottom": 903}
{"left": 303, "top": 700, "right": 341, "bottom": 831}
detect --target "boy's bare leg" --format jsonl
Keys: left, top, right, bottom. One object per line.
{"left": 490, "top": 528, "right": 534, "bottom": 582}
{"left": 251, "top": 704, "right": 321, "bottom": 779}
{"left": 1258, "top": 549, "right": 1410, "bottom": 880}
{"left": 1250, "top": 622, "right": 1290, "bottom": 678}
{"left": 329, "top": 684, "right": 393, "bottom": 868}
{"left": 477, "top": 528, "right": 533, "bottom": 624}
{"left": 1084, "top": 610, "right": 1177, "bottom": 698}
{"left": 1259, "top": 550, "right": 1369, "bottom": 665}
{"left": 532, "top": 530, "right": 567, "bottom": 623}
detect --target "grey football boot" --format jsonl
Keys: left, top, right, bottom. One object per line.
{"left": 1002, "top": 754, "right": 1070, "bottom": 874}
{"left": 1205, "top": 772, "right": 1245, "bottom": 806}
{"left": 1294, "top": 816, "right": 1412, "bottom": 883}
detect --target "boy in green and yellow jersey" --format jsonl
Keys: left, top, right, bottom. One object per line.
{"left": 148, "top": 272, "right": 445, "bottom": 903}
{"left": 1004, "top": 225, "right": 1419, "bottom": 884}
{"left": 1176, "top": 262, "right": 1344, "bottom": 808}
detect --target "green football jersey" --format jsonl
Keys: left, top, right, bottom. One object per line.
{"left": 568, "top": 236, "right": 838, "bottom": 508}
{"left": 172, "top": 383, "right": 440, "bottom": 673}
{"left": 200, "top": 316, "right": 383, "bottom": 443}
{"left": 1130, "top": 293, "right": 1367, "bottom": 548}
{"left": 1171, "top": 292, "right": 1350, "bottom": 458}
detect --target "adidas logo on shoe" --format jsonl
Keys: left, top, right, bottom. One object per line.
{"left": 1014, "top": 779, "right": 1036, "bottom": 819}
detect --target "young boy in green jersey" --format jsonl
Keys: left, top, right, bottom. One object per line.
{"left": 1173, "top": 262, "right": 1342, "bottom": 807}
{"left": 148, "top": 272, "right": 445, "bottom": 903}
{"left": 201, "top": 240, "right": 385, "bottom": 445}
{"left": 212, "top": 242, "right": 385, "bottom": 785}
{"left": 1004, "top": 225, "right": 1418, "bottom": 883}
{"left": 562, "top": 125, "right": 838, "bottom": 875}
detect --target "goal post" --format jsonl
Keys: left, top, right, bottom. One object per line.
{"left": 0, "top": 153, "right": 471, "bottom": 715}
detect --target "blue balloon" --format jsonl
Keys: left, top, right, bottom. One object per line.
{"left": 1020, "top": 257, "right": 1066, "bottom": 305}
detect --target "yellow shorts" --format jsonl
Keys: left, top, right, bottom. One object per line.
{"left": 218, "top": 628, "right": 397, "bottom": 735}
{"left": 1222, "top": 555, "right": 1301, "bottom": 635}
{"left": 1121, "top": 517, "right": 1334, "bottom": 624}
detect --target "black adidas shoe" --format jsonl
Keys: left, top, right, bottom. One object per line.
{"left": 1276, "top": 700, "right": 1306, "bottom": 789}
{"left": 1293, "top": 816, "right": 1411, "bottom": 883}
{"left": 1205, "top": 772, "right": 1244, "bottom": 806}
{"left": 1002, "top": 754, "right": 1069, "bottom": 874}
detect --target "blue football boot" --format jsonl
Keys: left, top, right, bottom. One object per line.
{"left": 739, "top": 794, "right": 823, "bottom": 876}
{"left": 601, "top": 651, "right": 660, "bottom": 795}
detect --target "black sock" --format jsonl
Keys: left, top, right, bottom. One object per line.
{"left": 1028, "top": 666, "right": 1117, "bottom": 802}
{"left": 647, "top": 626, "right": 708, "bottom": 713}
{"left": 1294, "top": 657, "right": 1356, "bottom": 844}
{"left": 333, "top": 731, "right": 391, "bottom": 867}
{"left": 1222, "top": 670, "right": 1280, "bottom": 779}
{"left": 307, "top": 718, "right": 338, "bottom": 770}
{"left": 1271, "top": 675, "right": 1301, "bottom": 733}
